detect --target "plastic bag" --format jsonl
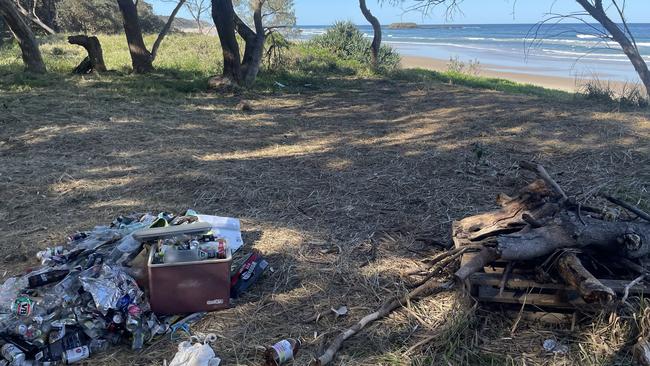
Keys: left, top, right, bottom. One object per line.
{"left": 168, "top": 341, "right": 221, "bottom": 366}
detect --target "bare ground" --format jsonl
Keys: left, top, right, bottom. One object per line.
{"left": 1, "top": 76, "right": 649, "bottom": 365}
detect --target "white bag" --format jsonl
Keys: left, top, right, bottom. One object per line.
{"left": 168, "top": 341, "right": 221, "bottom": 366}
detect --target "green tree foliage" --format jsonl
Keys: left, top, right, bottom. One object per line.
{"left": 56, "top": 0, "right": 164, "bottom": 34}
{"left": 310, "top": 21, "right": 400, "bottom": 71}
{"left": 233, "top": 0, "right": 296, "bottom": 33}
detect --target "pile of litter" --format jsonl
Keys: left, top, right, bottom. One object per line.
{"left": 0, "top": 210, "right": 282, "bottom": 365}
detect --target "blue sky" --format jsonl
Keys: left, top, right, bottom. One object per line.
{"left": 150, "top": 0, "right": 649, "bottom": 25}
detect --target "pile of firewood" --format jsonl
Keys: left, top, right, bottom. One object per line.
{"left": 311, "top": 161, "right": 650, "bottom": 366}
{"left": 452, "top": 161, "right": 650, "bottom": 307}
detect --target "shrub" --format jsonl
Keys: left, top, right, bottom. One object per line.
{"left": 264, "top": 32, "right": 291, "bottom": 71}
{"left": 56, "top": 0, "right": 164, "bottom": 34}
{"left": 580, "top": 78, "right": 648, "bottom": 109}
{"left": 447, "top": 56, "right": 481, "bottom": 76}
{"left": 309, "top": 21, "right": 400, "bottom": 71}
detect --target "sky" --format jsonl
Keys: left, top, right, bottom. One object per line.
{"left": 150, "top": 0, "right": 650, "bottom": 25}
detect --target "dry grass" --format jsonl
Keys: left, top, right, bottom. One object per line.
{"left": 0, "top": 73, "right": 649, "bottom": 365}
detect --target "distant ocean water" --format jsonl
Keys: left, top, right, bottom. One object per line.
{"left": 294, "top": 23, "right": 650, "bottom": 81}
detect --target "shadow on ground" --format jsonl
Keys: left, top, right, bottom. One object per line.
{"left": 0, "top": 74, "right": 648, "bottom": 365}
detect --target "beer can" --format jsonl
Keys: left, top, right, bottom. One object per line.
{"left": 217, "top": 239, "right": 226, "bottom": 259}
{"left": 63, "top": 346, "right": 90, "bottom": 364}
{"left": 12, "top": 296, "right": 35, "bottom": 317}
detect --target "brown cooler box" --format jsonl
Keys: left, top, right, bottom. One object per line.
{"left": 147, "top": 244, "right": 232, "bottom": 315}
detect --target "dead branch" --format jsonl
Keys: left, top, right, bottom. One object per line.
{"left": 411, "top": 247, "right": 466, "bottom": 287}
{"left": 622, "top": 274, "right": 646, "bottom": 303}
{"left": 602, "top": 194, "right": 650, "bottom": 223}
{"left": 519, "top": 161, "right": 568, "bottom": 200}
{"left": 310, "top": 279, "right": 454, "bottom": 366}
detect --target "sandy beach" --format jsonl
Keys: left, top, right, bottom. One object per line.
{"left": 401, "top": 55, "right": 634, "bottom": 93}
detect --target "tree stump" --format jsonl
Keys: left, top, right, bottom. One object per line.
{"left": 68, "top": 35, "right": 106, "bottom": 74}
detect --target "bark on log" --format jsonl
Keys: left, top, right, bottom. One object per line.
{"left": 452, "top": 180, "right": 557, "bottom": 246}
{"left": 454, "top": 247, "right": 499, "bottom": 282}
{"left": 556, "top": 252, "right": 615, "bottom": 303}
{"left": 497, "top": 212, "right": 650, "bottom": 260}
{"left": 68, "top": 35, "right": 106, "bottom": 74}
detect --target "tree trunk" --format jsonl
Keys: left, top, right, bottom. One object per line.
{"left": 0, "top": 16, "right": 5, "bottom": 47}
{"left": 212, "top": 0, "right": 241, "bottom": 83}
{"left": 359, "top": 0, "right": 381, "bottom": 69}
{"left": 576, "top": 0, "right": 650, "bottom": 98}
{"left": 68, "top": 35, "right": 107, "bottom": 73}
{"left": 234, "top": 0, "right": 264, "bottom": 86}
{"left": 0, "top": 0, "right": 46, "bottom": 73}
{"left": 116, "top": 0, "right": 153, "bottom": 74}
{"left": 150, "top": 0, "right": 186, "bottom": 61}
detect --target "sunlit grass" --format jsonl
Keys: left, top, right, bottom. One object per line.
{"left": 0, "top": 32, "right": 596, "bottom": 103}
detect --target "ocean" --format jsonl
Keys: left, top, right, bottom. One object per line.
{"left": 295, "top": 23, "right": 650, "bottom": 82}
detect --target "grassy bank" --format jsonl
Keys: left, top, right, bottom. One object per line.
{"left": 0, "top": 33, "right": 586, "bottom": 101}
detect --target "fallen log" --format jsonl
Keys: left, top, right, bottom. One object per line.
{"left": 68, "top": 35, "right": 107, "bottom": 74}
{"left": 556, "top": 252, "right": 614, "bottom": 303}
{"left": 497, "top": 212, "right": 650, "bottom": 260}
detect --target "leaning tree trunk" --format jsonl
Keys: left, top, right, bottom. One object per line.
{"left": 150, "top": 0, "right": 186, "bottom": 61}
{"left": 68, "top": 35, "right": 107, "bottom": 74}
{"left": 234, "top": 0, "right": 264, "bottom": 86}
{"left": 117, "top": 0, "right": 153, "bottom": 74}
{"left": 576, "top": 0, "right": 650, "bottom": 98}
{"left": 359, "top": 0, "right": 381, "bottom": 69}
{"left": 212, "top": 0, "right": 241, "bottom": 83}
{"left": 0, "top": 0, "right": 46, "bottom": 73}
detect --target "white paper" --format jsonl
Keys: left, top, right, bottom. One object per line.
{"left": 196, "top": 215, "right": 243, "bottom": 253}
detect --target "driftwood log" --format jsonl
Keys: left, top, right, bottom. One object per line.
{"left": 556, "top": 251, "right": 615, "bottom": 303}
{"left": 452, "top": 160, "right": 650, "bottom": 303}
{"left": 68, "top": 35, "right": 107, "bottom": 74}
{"left": 497, "top": 212, "right": 650, "bottom": 260}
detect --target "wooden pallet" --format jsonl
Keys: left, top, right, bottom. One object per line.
{"left": 452, "top": 216, "right": 650, "bottom": 322}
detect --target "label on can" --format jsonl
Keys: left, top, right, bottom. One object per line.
{"left": 271, "top": 339, "right": 294, "bottom": 363}
{"left": 217, "top": 239, "right": 226, "bottom": 258}
{"left": 1, "top": 344, "right": 24, "bottom": 362}
{"left": 64, "top": 346, "right": 90, "bottom": 363}
{"left": 12, "top": 296, "right": 35, "bottom": 317}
